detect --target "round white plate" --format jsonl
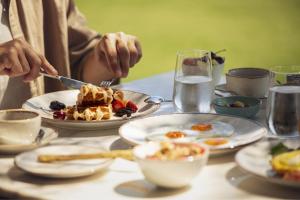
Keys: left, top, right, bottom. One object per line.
{"left": 15, "top": 145, "right": 113, "bottom": 178}
{"left": 236, "top": 138, "right": 300, "bottom": 188}
{"left": 119, "top": 113, "right": 267, "bottom": 155}
{"left": 0, "top": 127, "right": 58, "bottom": 154}
{"left": 22, "top": 90, "right": 159, "bottom": 130}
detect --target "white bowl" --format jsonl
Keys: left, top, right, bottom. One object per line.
{"left": 226, "top": 68, "right": 270, "bottom": 98}
{"left": 0, "top": 109, "right": 41, "bottom": 145}
{"left": 133, "top": 142, "right": 209, "bottom": 188}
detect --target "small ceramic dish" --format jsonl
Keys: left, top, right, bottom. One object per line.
{"left": 212, "top": 96, "right": 260, "bottom": 118}
{"left": 133, "top": 142, "right": 209, "bottom": 188}
{"left": 226, "top": 68, "right": 270, "bottom": 98}
{"left": 0, "top": 109, "right": 41, "bottom": 145}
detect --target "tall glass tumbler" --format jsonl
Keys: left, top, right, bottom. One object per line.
{"left": 173, "top": 50, "right": 213, "bottom": 113}
{"left": 267, "top": 66, "right": 300, "bottom": 137}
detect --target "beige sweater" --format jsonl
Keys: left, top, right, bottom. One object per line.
{"left": 0, "top": 0, "right": 100, "bottom": 109}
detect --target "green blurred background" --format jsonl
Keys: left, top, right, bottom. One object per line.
{"left": 76, "top": 0, "right": 300, "bottom": 82}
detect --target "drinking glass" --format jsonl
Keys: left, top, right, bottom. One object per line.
{"left": 173, "top": 50, "right": 213, "bottom": 113}
{"left": 267, "top": 66, "right": 300, "bottom": 137}
{"left": 270, "top": 65, "right": 300, "bottom": 86}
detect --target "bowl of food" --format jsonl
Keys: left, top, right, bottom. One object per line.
{"left": 0, "top": 109, "right": 41, "bottom": 145}
{"left": 226, "top": 68, "right": 270, "bottom": 98}
{"left": 133, "top": 141, "right": 209, "bottom": 188}
{"left": 212, "top": 96, "right": 260, "bottom": 118}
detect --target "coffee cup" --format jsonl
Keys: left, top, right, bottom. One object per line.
{"left": 0, "top": 109, "right": 41, "bottom": 145}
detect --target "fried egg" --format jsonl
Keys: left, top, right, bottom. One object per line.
{"left": 271, "top": 150, "right": 300, "bottom": 174}
{"left": 146, "top": 121, "right": 234, "bottom": 142}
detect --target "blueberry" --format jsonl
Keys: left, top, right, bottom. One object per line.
{"left": 49, "top": 101, "right": 66, "bottom": 110}
{"left": 115, "top": 108, "right": 133, "bottom": 117}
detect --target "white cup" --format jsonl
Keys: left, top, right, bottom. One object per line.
{"left": 0, "top": 109, "right": 41, "bottom": 145}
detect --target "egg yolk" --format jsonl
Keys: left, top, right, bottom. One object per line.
{"left": 204, "top": 138, "right": 228, "bottom": 146}
{"left": 191, "top": 123, "right": 212, "bottom": 131}
{"left": 165, "top": 131, "right": 186, "bottom": 139}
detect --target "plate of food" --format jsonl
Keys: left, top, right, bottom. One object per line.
{"left": 119, "top": 113, "right": 267, "bottom": 155}
{"left": 23, "top": 84, "right": 160, "bottom": 130}
{"left": 15, "top": 145, "right": 113, "bottom": 178}
{"left": 236, "top": 138, "right": 300, "bottom": 187}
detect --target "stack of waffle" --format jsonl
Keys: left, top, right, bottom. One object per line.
{"left": 65, "top": 84, "right": 121, "bottom": 121}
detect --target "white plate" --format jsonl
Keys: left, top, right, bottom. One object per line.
{"left": 0, "top": 127, "right": 58, "bottom": 154}
{"left": 236, "top": 138, "right": 300, "bottom": 188}
{"left": 22, "top": 90, "right": 160, "bottom": 130}
{"left": 119, "top": 113, "right": 267, "bottom": 155}
{"left": 15, "top": 145, "right": 113, "bottom": 178}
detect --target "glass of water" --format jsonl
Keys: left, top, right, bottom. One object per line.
{"left": 173, "top": 49, "right": 213, "bottom": 113}
{"left": 270, "top": 65, "right": 300, "bottom": 86}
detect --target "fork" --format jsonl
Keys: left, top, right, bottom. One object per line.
{"left": 99, "top": 78, "right": 116, "bottom": 88}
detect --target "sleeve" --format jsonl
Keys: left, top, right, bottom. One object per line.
{"left": 67, "top": 0, "right": 101, "bottom": 80}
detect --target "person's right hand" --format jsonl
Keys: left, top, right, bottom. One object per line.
{"left": 0, "top": 38, "right": 58, "bottom": 82}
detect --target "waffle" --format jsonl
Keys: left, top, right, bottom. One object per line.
{"left": 77, "top": 84, "right": 114, "bottom": 107}
{"left": 65, "top": 105, "right": 112, "bottom": 121}
{"left": 64, "top": 84, "right": 127, "bottom": 121}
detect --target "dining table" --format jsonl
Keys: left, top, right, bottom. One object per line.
{"left": 0, "top": 71, "right": 299, "bottom": 200}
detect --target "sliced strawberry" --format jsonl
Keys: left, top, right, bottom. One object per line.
{"left": 112, "top": 99, "right": 126, "bottom": 112}
{"left": 126, "top": 100, "right": 138, "bottom": 113}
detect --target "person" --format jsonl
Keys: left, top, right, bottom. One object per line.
{"left": 0, "top": 0, "right": 142, "bottom": 109}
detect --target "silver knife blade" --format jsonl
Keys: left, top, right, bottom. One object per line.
{"left": 40, "top": 72, "right": 87, "bottom": 89}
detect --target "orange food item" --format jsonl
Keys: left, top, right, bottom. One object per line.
{"left": 191, "top": 123, "right": 212, "bottom": 131}
{"left": 165, "top": 131, "right": 187, "bottom": 139}
{"left": 204, "top": 138, "right": 228, "bottom": 146}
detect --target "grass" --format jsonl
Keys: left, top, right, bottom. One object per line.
{"left": 75, "top": 0, "right": 300, "bottom": 82}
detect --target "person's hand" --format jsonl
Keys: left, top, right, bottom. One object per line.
{"left": 0, "top": 38, "right": 58, "bottom": 82}
{"left": 95, "top": 32, "right": 142, "bottom": 78}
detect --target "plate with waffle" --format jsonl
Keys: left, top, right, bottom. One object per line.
{"left": 23, "top": 84, "right": 160, "bottom": 130}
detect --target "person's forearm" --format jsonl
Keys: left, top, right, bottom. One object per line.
{"left": 82, "top": 48, "right": 115, "bottom": 85}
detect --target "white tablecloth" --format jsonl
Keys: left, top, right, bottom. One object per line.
{"left": 0, "top": 72, "right": 299, "bottom": 200}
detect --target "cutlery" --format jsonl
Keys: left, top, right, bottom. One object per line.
{"left": 35, "top": 129, "right": 45, "bottom": 144}
{"left": 144, "top": 96, "right": 172, "bottom": 104}
{"left": 37, "top": 149, "right": 134, "bottom": 162}
{"left": 99, "top": 78, "right": 117, "bottom": 88}
{"left": 40, "top": 72, "right": 87, "bottom": 89}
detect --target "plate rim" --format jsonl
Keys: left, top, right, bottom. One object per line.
{"left": 235, "top": 140, "right": 300, "bottom": 188}
{"left": 119, "top": 112, "right": 268, "bottom": 151}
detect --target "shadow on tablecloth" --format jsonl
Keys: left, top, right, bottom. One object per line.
{"left": 226, "top": 166, "right": 300, "bottom": 199}
{"left": 114, "top": 179, "right": 190, "bottom": 198}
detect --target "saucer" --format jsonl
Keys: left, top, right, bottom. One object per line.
{"left": 215, "top": 84, "right": 267, "bottom": 99}
{"left": 0, "top": 127, "right": 58, "bottom": 154}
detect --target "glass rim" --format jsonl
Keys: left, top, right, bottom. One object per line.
{"left": 176, "top": 49, "right": 211, "bottom": 56}
{"left": 270, "top": 65, "right": 300, "bottom": 74}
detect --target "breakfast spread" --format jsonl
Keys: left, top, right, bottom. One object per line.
{"left": 271, "top": 142, "right": 300, "bottom": 181}
{"left": 146, "top": 142, "right": 206, "bottom": 160}
{"left": 49, "top": 84, "right": 138, "bottom": 121}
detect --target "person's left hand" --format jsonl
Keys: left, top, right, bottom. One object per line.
{"left": 95, "top": 32, "right": 142, "bottom": 78}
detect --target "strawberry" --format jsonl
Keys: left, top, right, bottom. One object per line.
{"left": 112, "top": 99, "right": 126, "bottom": 112}
{"left": 126, "top": 100, "right": 138, "bottom": 113}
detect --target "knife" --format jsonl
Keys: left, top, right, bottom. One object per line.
{"left": 40, "top": 72, "right": 87, "bottom": 89}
